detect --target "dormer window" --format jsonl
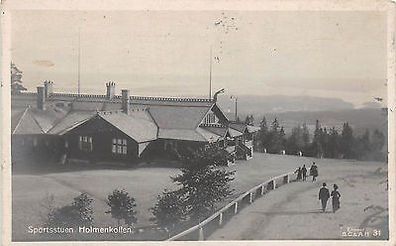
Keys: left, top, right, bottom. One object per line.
{"left": 204, "top": 113, "right": 217, "bottom": 124}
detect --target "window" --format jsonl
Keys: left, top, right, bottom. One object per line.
{"left": 204, "top": 113, "right": 217, "bottom": 124}
{"left": 112, "top": 138, "right": 127, "bottom": 155}
{"left": 78, "top": 136, "right": 93, "bottom": 152}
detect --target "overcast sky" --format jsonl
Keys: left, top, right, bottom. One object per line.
{"left": 11, "top": 10, "right": 387, "bottom": 107}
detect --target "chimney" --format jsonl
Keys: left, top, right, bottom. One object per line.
{"left": 37, "top": 86, "right": 45, "bottom": 110}
{"left": 106, "top": 81, "right": 116, "bottom": 100}
{"left": 44, "top": 80, "right": 54, "bottom": 98}
{"left": 121, "top": 89, "right": 130, "bottom": 114}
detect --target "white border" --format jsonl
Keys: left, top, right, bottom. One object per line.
{"left": 1, "top": 0, "right": 395, "bottom": 245}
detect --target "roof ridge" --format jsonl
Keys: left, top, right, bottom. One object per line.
{"left": 27, "top": 108, "right": 46, "bottom": 134}
{"left": 129, "top": 95, "right": 214, "bottom": 103}
{"left": 46, "top": 109, "right": 74, "bottom": 133}
{"left": 200, "top": 123, "right": 226, "bottom": 128}
{"left": 12, "top": 107, "right": 30, "bottom": 134}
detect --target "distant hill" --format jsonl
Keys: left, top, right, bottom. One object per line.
{"left": 217, "top": 95, "right": 355, "bottom": 115}
{"left": 217, "top": 95, "right": 387, "bottom": 136}
{"left": 263, "top": 108, "right": 387, "bottom": 135}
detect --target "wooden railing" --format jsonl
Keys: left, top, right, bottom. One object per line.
{"left": 166, "top": 170, "right": 297, "bottom": 241}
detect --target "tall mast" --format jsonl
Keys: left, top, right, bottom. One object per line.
{"left": 209, "top": 46, "right": 212, "bottom": 99}
{"left": 77, "top": 27, "right": 81, "bottom": 95}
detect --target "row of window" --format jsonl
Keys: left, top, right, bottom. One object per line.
{"left": 112, "top": 138, "right": 127, "bottom": 154}
{"left": 77, "top": 136, "right": 128, "bottom": 155}
{"left": 203, "top": 113, "right": 218, "bottom": 124}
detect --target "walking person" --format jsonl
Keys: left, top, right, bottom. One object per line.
{"left": 295, "top": 167, "right": 302, "bottom": 181}
{"left": 312, "top": 162, "right": 318, "bottom": 182}
{"left": 302, "top": 165, "right": 307, "bottom": 181}
{"left": 319, "top": 182, "right": 330, "bottom": 212}
{"left": 331, "top": 184, "right": 341, "bottom": 213}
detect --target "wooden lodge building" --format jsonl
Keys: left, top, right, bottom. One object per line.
{"left": 11, "top": 81, "right": 259, "bottom": 166}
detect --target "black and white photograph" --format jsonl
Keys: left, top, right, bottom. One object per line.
{"left": 1, "top": 0, "right": 395, "bottom": 244}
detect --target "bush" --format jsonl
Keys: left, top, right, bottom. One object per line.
{"left": 150, "top": 189, "right": 185, "bottom": 230}
{"left": 45, "top": 193, "right": 94, "bottom": 228}
{"left": 106, "top": 189, "right": 137, "bottom": 226}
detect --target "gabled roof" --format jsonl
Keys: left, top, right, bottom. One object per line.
{"left": 11, "top": 106, "right": 69, "bottom": 135}
{"left": 148, "top": 105, "right": 211, "bottom": 130}
{"left": 27, "top": 107, "right": 69, "bottom": 133}
{"left": 12, "top": 108, "right": 43, "bottom": 135}
{"left": 48, "top": 111, "right": 96, "bottom": 135}
{"left": 98, "top": 111, "right": 158, "bottom": 143}
{"left": 229, "top": 122, "right": 247, "bottom": 133}
{"left": 11, "top": 91, "right": 230, "bottom": 144}
{"left": 158, "top": 128, "right": 220, "bottom": 142}
{"left": 11, "top": 108, "right": 27, "bottom": 132}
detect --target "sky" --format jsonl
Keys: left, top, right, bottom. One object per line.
{"left": 11, "top": 10, "right": 387, "bottom": 107}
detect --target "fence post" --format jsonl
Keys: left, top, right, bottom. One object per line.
{"left": 249, "top": 192, "right": 253, "bottom": 203}
{"left": 261, "top": 185, "right": 265, "bottom": 195}
{"left": 219, "top": 212, "right": 223, "bottom": 226}
{"left": 272, "top": 179, "right": 276, "bottom": 190}
{"left": 234, "top": 202, "right": 238, "bottom": 214}
{"left": 285, "top": 174, "right": 289, "bottom": 184}
{"left": 198, "top": 227, "right": 204, "bottom": 241}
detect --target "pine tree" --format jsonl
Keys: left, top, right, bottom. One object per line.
{"left": 311, "top": 120, "right": 324, "bottom": 158}
{"left": 258, "top": 116, "right": 268, "bottom": 152}
{"left": 353, "top": 129, "right": 370, "bottom": 160}
{"left": 11, "top": 63, "right": 27, "bottom": 94}
{"left": 172, "top": 145, "right": 235, "bottom": 221}
{"left": 286, "top": 125, "right": 304, "bottom": 155}
{"left": 267, "top": 118, "right": 280, "bottom": 153}
{"left": 340, "top": 122, "right": 355, "bottom": 159}
{"left": 371, "top": 129, "right": 385, "bottom": 152}
{"left": 322, "top": 127, "right": 329, "bottom": 157}
{"left": 279, "top": 126, "right": 287, "bottom": 151}
{"left": 327, "top": 127, "right": 340, "bottom": 158}
{"left": 302, "top": 123, "right": 310, "bottom": 153}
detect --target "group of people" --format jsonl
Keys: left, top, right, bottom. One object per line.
{"left": 295, "top": 162, "right": 318, "bottom": 182}
{"left": 295, "top": 161, "right": 341, "bottom": 213}
{"left": 319, "top": 183, "right": 341, "bottom": 213}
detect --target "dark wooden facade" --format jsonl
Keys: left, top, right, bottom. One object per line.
{"left": 64, "top": 116, "right": 141, "bottom": 164}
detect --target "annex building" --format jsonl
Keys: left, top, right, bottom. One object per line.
{"left": 11, "top": 81, "right": 259, "bottom": 166}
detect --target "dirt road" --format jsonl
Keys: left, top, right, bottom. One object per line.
{"left": 209, "top": 161, "right": 388, "bottom": 240}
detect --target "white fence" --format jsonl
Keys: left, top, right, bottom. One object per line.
{"left": 166, "top": 170, "right": 297, "bottom": 241}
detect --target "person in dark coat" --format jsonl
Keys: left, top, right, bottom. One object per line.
{"left": 295, "top": 167, "right": 302, "bottom": 181}
{"left": 331, "top": 184, "right": 341, "bottom": 213}
{"left": 302, "top": 165, "right": 307, "bottom": 181}
{"left": 311, "top": 162, "right": 318, "bottom": 182}
{"left": 319, "top": 182, "right": 330, "bottom": 212}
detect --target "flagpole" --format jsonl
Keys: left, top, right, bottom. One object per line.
{"left": 209, "top": 46, "right": 212, "bottom": 99}
{"left": 78, "top": 27, "right": 81, "bottom": 95}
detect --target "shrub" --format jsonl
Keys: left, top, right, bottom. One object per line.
{"left": 106, "top": 189, "right": 137, "bottom": 226}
